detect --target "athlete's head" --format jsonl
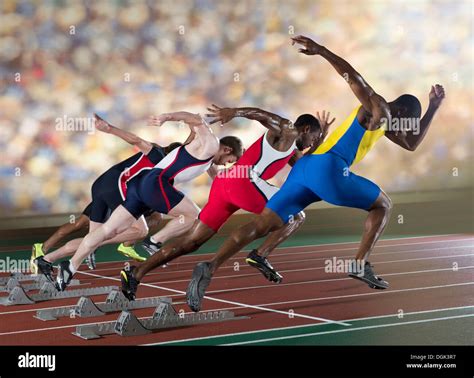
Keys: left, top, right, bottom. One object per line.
{"left": 293, "top": 114, "right": 321, "bottom": 150}
{"left": 213, "top": 136, "right": 244, "bottom": 165}
{"left": 389, "top": 94, "right": 422, "bottom": 119}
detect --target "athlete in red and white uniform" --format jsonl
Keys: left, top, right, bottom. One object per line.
{"left": 199, "top": 130, "right": 296, "bottom": 231}
{"left": 124, "top": 104, "right": 331, "bottom": 301}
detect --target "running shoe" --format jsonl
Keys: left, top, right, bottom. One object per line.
{"left": 85, "top": 250, "right": 97, "bottom": 270}
{"left": 34, "top": 256, "right": 54, "bottom": 284}
{"left": 186, "top": 262, "right": 212, "bottom": 312}
{"left": 246, "top": 250, "right": 283, "bottom": 283}
{"left": 30, "top": 243, "right": 45, "bottom": 274}
{"left": 117, "top": 243, "right": 146, "bottom": 262}
{"left": 141, "top": 237, "right": 162, "bottom": 256}
{"left": 56, "top": 261, "right": 74, "bottom": 291}
{"left": 120, "top": 266, "right": 139, "bottom": 301}
{"left": 348, "top": 261, "right": 389, "bottom": 289}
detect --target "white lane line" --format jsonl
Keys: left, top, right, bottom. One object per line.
{"left": 145, "top": 305, "right": 474, "bottom": 345}
{"left": 1, "top": 282, "right": 472, "bottom": 337}
{"left": 3, "top": 255, "right": 471, "bottom": 318}
{"left": 107, "top": 253, "right": 474, "bottom": 286}
{"left": 202, "top": 266, "right": 474, "bottom": 296}
{"left": 222, "top": 314, "right": 474, "bottom": 345}
{"left": 82, "top": 244, "right": 474, "bottom": 275}
{"left": 76, "top": 270, "right": 350, "bottom": 326}
{"left": 69, "top": 234, "right": 474, "bottom": 271}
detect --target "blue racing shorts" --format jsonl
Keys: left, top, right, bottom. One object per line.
{"left": 267, "top": 153, "right": 381, "bottom": 223}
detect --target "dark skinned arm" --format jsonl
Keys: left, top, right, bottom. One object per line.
{"left": 205, "top": 104, "right": 292, "bottom": 135}
{"left": 385, "top": 84, "right": 445, "bottom": 151}
{"left": 291, "top": 35, "right": 390, "bottom": 127}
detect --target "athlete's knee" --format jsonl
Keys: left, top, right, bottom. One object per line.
{"left": 101, "top": 223, "right": 121, "bottom": 240}
{"left": 292, "top": 211, "right": 306, "bottom": 226}
{"left": 371, "top": 191, "right": 392, "bottom": 214}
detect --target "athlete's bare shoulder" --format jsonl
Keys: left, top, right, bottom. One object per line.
{"left": 356, "top": 97, "right": 390, "bottom": 131}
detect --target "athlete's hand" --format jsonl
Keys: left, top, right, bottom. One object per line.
{"left": 316, "top": 110, "right": 335, "bottom": 141}
{"left": 94, "top": 114, "right": 112, "bottom": 133}
{"left": 206, "top": 104, "right": 236, "bottom": 126}
{"left": 291, "top": 35, "right": 324, "bottom": 55}
{"left": 148, "top": 114, "right": 169, "bottom": 127}
{"left": 429, "top": 84, "right": 445, "bottom": 108}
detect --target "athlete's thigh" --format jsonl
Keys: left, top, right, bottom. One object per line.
{"left": 266, "top": 180, "right": 320, "bottom": 224}
{"left": 198, "top": 179, "right": 240, "bottom": 232}
{"left": 102, "top": 205, "right": 137, "bottom": 235}
{"left": 168, "top": 195, "right": 200, "bottom": 219}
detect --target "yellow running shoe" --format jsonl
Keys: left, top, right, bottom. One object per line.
{"left": 30, "top": 243, "right": 45, "bottom": 274}
{"left": 117, "top": 243, "right": 146, "bottom": 262}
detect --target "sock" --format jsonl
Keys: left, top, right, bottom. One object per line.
{"left": 150, "top": 236, "right": 160, "bottom": 244}
{"left": 68, "top": 261, "right": 77, "bottom": 275}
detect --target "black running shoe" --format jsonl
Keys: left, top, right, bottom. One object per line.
{"left": 120, "top": 266, "right": 139, "bottom": 301}
{"left": 35, "top": 256, "right": 54, "bottom": 284}
{"left": 56, "top": 261, "right": 74, "bottom": 291}
{"left": 141, "top": 237, "right": 162, "bottom": 256}
{"left": 85, "top": 250, "right": 97, "bottom": 270}
{"left": 348, "top": 261, "right": 389, "bottom": 290}
{"left": 246, "top": 250, "right": 283, "bottom": 283}
{"left": 186, "top": 262, "right": 212, "bottom": 312}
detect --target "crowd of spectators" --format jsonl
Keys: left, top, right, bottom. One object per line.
{"left": 0, "top": 0, "right": 471, "bottom": 215}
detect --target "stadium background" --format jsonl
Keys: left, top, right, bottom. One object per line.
{"left": 0, "top": 0, "right": 472, "bottom": 216}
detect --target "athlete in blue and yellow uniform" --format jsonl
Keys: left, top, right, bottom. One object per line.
{"left": 186, "top": 35, "right": 445, "bottom": 311}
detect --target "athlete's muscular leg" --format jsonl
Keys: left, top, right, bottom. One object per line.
{"left": 256, "top": 211, "right": 305, "bottom": 258}
{"left": 70, "top": 206, "right": 136, "bottom": 270}
{"left": 44, "top": 221, "right": 102, "bottom": 263}
{"left": 42, "top": 215, "right": 89, "bottom": 253}
{"left": 355, "top": 190, "right": 392, "bottom": 261}
{"left": 149, "top": 200, "right": 200, "bottom": 244}
{"left": 123, "top": 212, "right": 163, "bottom": 247}
{"left": 208, "top": 208, "right": 284, "bottom": 274}
{"left": 134, "top": 220, "right": 215, "bottom": 281}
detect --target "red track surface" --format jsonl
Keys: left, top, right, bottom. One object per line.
{"left": 0, "top": 234, "right": 473, "bottom": 345}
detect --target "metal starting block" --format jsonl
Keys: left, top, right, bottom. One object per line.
{"left": 73, "top": 298, "right": 248, "bottom": 340}
{"left": 0, "top": 273, "right": 51, "bottom": 285}
{"left": 0, "top": 277, "right": 81, "bottom": 293}
{"left": 0, "top": 282, "right": 118, "bottom": 306}
{"left": 34, "top": 290, "right": 170, "bottom": 321}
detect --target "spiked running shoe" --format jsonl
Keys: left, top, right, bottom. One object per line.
{"left": 85, "top": 250, "right": 97, "bottom": 270}
{"left": 186, "top": 262, "right": 212, "bottom": 312}
{"left": 348, "top": 261, "right": 389, "bottom": 290}
{"left": 56, "top": 261, "right": 74, "bottom": 291}
{"left": 246, "top": 250, "right": 283, "bottom": 283}
{"left": 34, "top": 256, "right": 54, "bottom": 284}
{"left": 30, "top": 243, "right": 45, "bottom": 274}
{"left": 120, "top": 266, "right": 140, "bottom": 301}
{"left": 117, "top": 243, "right": 146, "bottom": 262}
{"left": 141, "top": 237, "right": 163, "bottom": 256}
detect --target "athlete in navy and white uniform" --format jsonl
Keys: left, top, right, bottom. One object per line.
{"left": 34, "top": 114, "right": 193, "bottom": 281}
{"left": 55, "top": 111, "right": 243, "bottom": 292}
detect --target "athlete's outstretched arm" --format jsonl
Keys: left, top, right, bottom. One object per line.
{"left": 291, "top": 35, "right": 389, "bottom": 125}
{"left": 94, "top": 114, "right": 153, "bottom": 154}
{"left": 385, "top": 84, "right": 445, "bottom": 151}
{"left": 149, "top": 112, "right": 204, "bottom": 128}
{"left": 206, "top": 104, "right": 292, "bottom": 134}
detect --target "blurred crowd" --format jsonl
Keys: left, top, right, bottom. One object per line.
{"left": 0, "top": 0, "right": 472, "bottom": 216}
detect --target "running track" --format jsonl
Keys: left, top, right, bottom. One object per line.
{"left": 0, "top": 234, "right": 473, "bottom": 345}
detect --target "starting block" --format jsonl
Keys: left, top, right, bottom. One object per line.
{"left": 0, "top": 282, "right": 118, "bottom": 306}
{"left": 0, "top": 277, "right": 81, "bottom": 293}
{"left": 34, "top": 290, "right": 171, "bottom": 321}
{"left": 72, "top": 298, "right": 248, "bottom": 340}
{"left": 0, "top": 273, "right": 51, "bottom": 285}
